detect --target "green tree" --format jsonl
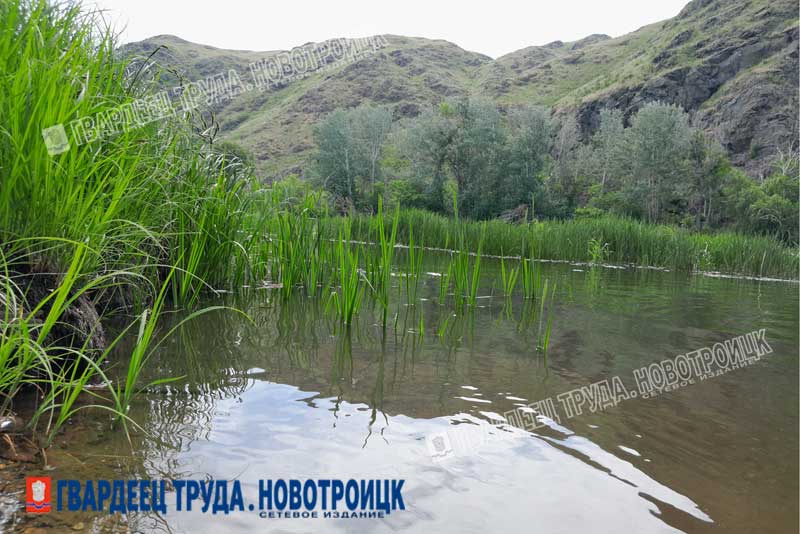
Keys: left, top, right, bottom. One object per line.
{"left": 506, "top": 104, "right": 553, "bottom": 210}
{"left": 350, "top": 104, "right": 393, "bottom": 194}
{"left": 686, "top": 130, "right": 728, "bottom": 229}
{"left": 551, "top": 113, "right": 583, "bottom": 213}
{"left": 402, "top": 103, "right": 458, "bottom": 212}
{"left": 625, "top": 102, "right": 692, "bottom": 223}
{"left": 313, "top": 109, "right": 362, "bottom": 201}
{"left": 446, "top": 98, "right": 507, "bottom": 218}
{"left": 591, "top": 108, "right": 626, "bottom": 192}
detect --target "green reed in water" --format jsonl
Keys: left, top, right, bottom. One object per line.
{"left": 0, "top": 0, "right": 265, "bottom": 442}
{"left": 520, "top": 236, "right": 542, "bottom": 300}
{"left": 338, "top": 208, "right": 798, "bottom": 279}
{"left": 451, "top": 227, "right": 484, "bottom": 308}
{"left": 536, "top": 279, "right": 557, "bottom": 358}
{"left": 404, "top": 227, "right": 425, "bottom": 305}
{"left": 500, "top": 254, "right": 520, "bottom": 298}
{"left": 327, "top": 220, "right": 364, "bottom": 325}
{"left": 437, "top": 234, "right": 452, "bottom": 305}
{"left": 267, "top": 192, "right": 329, "bottom": 299}
{"left": 373, "top": 198, "right": 399, "bottom": 327}
{"left": 587, "top": 237, "right": 612, "bottom": 265}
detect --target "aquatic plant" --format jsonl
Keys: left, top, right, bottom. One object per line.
{"left": 327, "top": 221, "right": 364, "bottom": 325}
{"left": 334, "top": 209, "right": 798, "bottom": 278}
{"left": 0, "top": 0, "right": 257, "bottom": 445}
{"left": 520, "top": 258, "right": 542, "bottom": 300}
{"left": 374, "top": 198, "right": 399, "bottom": 326}
{"left": 451, "top": 227, "right": 484, "bottom": 308}
{"left": 587, "top": 237, "right": 611, "bottom": 265}
{"left": 269, "top": 192, "right": 329, "bottom": 299}
{"left": 404, "top": 227, "right": 425, "bottom": 305}
{"left": 500, "top": 254, "right": 520, "bottom": 298}
{"left": 536, "top": 280, "right": 557, "bottom": 358}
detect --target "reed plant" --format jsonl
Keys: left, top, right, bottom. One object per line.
{"left": 450, "top": 227, "right": 484, "bottom": 308}
{"left": 404, "top": 227, "right": 424, "bottom": 305}
{"left": 327, "top": 221, "right": 364, "bottom": 325}
{"left": 0, "top": 0, "right": 257, "bottom": 443}
{"left": 336, "top": 209, "right": 797, "bottom": 278}
{"left": 536, "top": 280, "right": 557, "bottom": 358}
{"left": 373, "top": 198, "right": 399, "bottom": 326}
{"left": 500, "top": 254, "right": 520, "bottom": 298}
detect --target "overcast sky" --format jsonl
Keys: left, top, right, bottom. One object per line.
{"left": 90, "top": 0, "right": 691, "bottom": 59}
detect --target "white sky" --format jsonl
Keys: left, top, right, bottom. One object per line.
{"left": 90, "top": 0, "right": 691, "bottom": 59}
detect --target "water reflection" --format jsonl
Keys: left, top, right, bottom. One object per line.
{"left": 3, "top": 259, "right": 798, "bottom": 533}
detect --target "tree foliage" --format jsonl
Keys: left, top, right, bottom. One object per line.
{"left": 312, "top": 99, "right": 799, "bottom": 244}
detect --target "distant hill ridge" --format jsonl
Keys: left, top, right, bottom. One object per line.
{"left": 121, "top": 0, "right": 799, "bottom": 178}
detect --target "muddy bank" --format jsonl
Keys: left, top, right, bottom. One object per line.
{"left": 0, "top": 261, "right": 135, "bottom": 462}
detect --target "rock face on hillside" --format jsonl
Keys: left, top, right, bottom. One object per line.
{"left": 695, "top": 33, "right": 798, "bottom": 173}
{"left": 122, "top": 0, "right": 798, "bottom": 178}
{"left": 572, "top": 0, "right": 798, "bottom": 176}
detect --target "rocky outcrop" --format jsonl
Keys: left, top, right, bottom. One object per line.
{"left": 696, "top": 30, "right": 799, "bottom": 175}
{"left": 575, "top": 3, "right": 798, "bottom": 176}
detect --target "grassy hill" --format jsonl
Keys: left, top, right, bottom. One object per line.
{"left": 121, "top": 0, "right": 798, "bottom": 179}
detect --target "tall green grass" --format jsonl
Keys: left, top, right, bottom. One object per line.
{"left": 327, "top": 220, "right": 364, "bottom": 325}
{"left": 372, "top": 198, "right": 399, "bottom": 326}
{"left": 0, "top": 0, "right": 257, "bottom": 443}
{"left": 451, "top": 236, "right": 483, "bottom": 308}
{"left": 500, "top": 254, "right": 520, "bottom": 298}
{"left": 0, "top": 0, "right": 254, "bottom": 290}
{"left": 337, "top": 209, "right": 798, "bottom": 278}
{"left": 404, "top": 228, "right": 424, "bottom": 305}
{"left": 520, "top": 258, "right": 542, "bottom": 299}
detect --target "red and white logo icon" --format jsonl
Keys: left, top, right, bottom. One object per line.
{"left": 26, "top": 477, "right": 51, "bottom": 513}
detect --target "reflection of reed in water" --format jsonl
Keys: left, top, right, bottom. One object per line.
{"left": 130, "top": 305, "right": 256, "bottom": 476}
{"left": 165, "top": 308, "right": 250, "bottom": 395}
{"left": 329, "top": 326, "right": 353, "bottom": 427}
{"left": 436, "top": 307, "right": 476, "bottom": 351}
{"left": 138, "top": 387, "right": 219, "bottom": 461}
{"left": 271, "top": 295, "right": 322, "bottom": 371}
{"left": 363, "top": 332, "right": 390, "bottom": 448}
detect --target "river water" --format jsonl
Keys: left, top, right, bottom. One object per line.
{"left": 3, "top": 257, "right": 798, "bottom": 533}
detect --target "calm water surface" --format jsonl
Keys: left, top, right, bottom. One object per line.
{"left": 3, "top": 257, "right": 798, "bottom": 533}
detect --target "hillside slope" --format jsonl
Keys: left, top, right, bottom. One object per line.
{"left": 121, "top": 0, "right": 798, "bottom": 178}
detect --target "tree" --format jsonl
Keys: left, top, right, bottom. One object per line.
{"left": 507, "top": 105, "right": 553, "bottom": 210}
{"left": 313, "top": 106, "right": 393, "bottom": 205}
{"left": 626, "top": 102, "right": 692, "bottom": 223}
{"left": 402, "top": 103, "right": 458, "bottom": 212}
{"left": 551, "top": 113, "right": 583, "bottom": 212}
{"left": 722, "top": 171, "right": 800, "bottom": 244}
{"left": 446, "top": 98, "right": 507, "bottom": 218}
{"left": 350, "top": 104, "right": 393, "bottom": 193}
{"left": 313, "top": 109, "right": 361, "bottom": 201}
{"left": 686, "top": 130, "right": 728, "bottom": 229}
{"left": 591, "top": 108, "right": 626, "bottom": 192}
{"left": 402, "top": 98, "right": 508, "bottom": 217}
